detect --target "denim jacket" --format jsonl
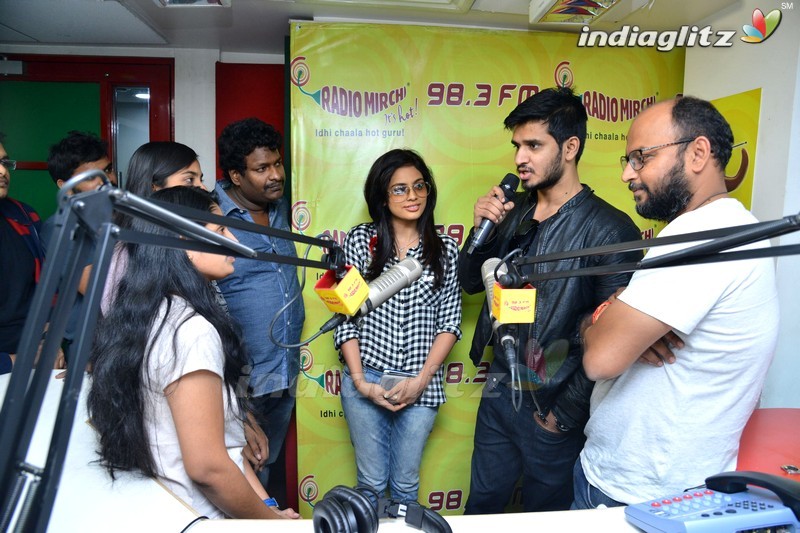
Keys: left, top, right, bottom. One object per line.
{"left": 458, "top": 185, "right": 642, "bottom": 430}
{"left": 214, "top": 182, "right": 305, "bottom": 397}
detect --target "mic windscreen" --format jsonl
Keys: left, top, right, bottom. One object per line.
{"left": 358, "top": 256, "right": 423, "bottom": 315}
{"left": 480, "top": 258, "right": 507, "bottom": 300}
{"left": 499, "top": 173, "right": 520, "bottom": 196}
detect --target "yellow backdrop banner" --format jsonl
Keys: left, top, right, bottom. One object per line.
{"left": 712, "top": 88, "right": 761, "bottom": 207}
{"left": 289, "top": 22, "right": 684, "bottom": 517}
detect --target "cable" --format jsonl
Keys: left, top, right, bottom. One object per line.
{"left": 178, "top": 515, "right": 208, "bottom": 533}
{"left": 495, "top": 248, "right": 524, "bottom": 411}
{"left": 269, "top": 234, "right": 334, "bottom": 349}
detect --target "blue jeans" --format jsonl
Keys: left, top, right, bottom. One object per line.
{"left": 341, "top": 367, "right": 438, "bottom": 503}
{"left": 571, "top": 457, "right": 626, "bottom": 509}
{"left": 464, "top": 378, "right": 585, "bottom": 514}
{"left": 250, "top": 387, "right": 296, "bottom": 488}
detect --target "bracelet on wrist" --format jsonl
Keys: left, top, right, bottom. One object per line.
{"left": 592, "top": 300, "right": 612, "bottom": 324}
{"left": 263, "top": 497, "right": 278, "bottom": 507}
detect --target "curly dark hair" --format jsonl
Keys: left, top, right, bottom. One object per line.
{"left": 504, "top": 86, "right": 588, "bottom": 163}
{"left": 218, "top": 118, "right": 282, "bottom": 181}
{"left": 363, "top": 149, "right": 445, "bottom": 289}
{"left": 88, "top": 186, "right": 247, "bottom": 480}
{"left": 46, "top": 131, "right": 109, "bottom": 184}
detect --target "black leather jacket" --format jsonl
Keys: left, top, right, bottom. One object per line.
{"left": 459, "top": 185, "right": 642, "bottom": 430}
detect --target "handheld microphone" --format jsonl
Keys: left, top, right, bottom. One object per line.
{"left": 319, "top": 257, "right": 424, "bottom": 333}
{"left": 467, "top": 173, "right": 520, "bottom": 255}
{"left": 482, "top": 258, "right": 521, "bottom": 411}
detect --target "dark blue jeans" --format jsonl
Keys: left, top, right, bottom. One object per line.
{"left": 340, "top": 367, "right": 438, "bottom": 503}
{"left": 571, "top": 458, "right": 626, "bottom": 509}
{"left": 465, "top": 378, "right": 585, "bottom": 514}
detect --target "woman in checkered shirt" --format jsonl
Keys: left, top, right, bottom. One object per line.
{"left": 334, "top": 149, "right": 462, "bottom": 503}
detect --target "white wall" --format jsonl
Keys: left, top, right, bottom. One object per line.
{"left": 173, "top": 48, "right": 218, "bottom": 183}
{"left": 685, "top": 1, "right": 800, "bottom": 407}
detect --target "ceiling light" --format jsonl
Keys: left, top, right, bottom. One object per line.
{"left": 292, "top": 0, "right": 474, "bottom": 13}
{"left": 530, "top": 0, "right": 622, "bottom": 26}
{"left": 154, "top": 0, "right": 232, "bottom": 7}
{"left": 134, "top": 92, "right": 151, "bottom": 100}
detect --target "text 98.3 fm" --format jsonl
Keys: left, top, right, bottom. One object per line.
{"left": 427, "top": 82, "right": 540, "bottom": 108}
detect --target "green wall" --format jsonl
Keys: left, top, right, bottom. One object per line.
{"left": 0, "top": 81, "right": 100, "bottom": 219}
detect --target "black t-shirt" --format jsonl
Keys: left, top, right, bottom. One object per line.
{"left": 0, "top": 216, "right": 37, "bottom": 353}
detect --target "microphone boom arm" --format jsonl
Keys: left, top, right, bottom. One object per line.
{"left": 504, "top": 210, "right": 800, "bottom": 286}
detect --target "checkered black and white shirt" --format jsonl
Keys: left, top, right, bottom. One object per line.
{"left": 334, "top": 223, "right": 462, "bottom": 407}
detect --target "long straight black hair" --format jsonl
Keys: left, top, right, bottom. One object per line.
{"left": 88, "top": 186, "right": 247, "bottom": 479}
{"left": 363, "top": 149, "right": 445, "bottom": 289}
{"left": 114, "top": 141, "right": 199, "bottom": 229}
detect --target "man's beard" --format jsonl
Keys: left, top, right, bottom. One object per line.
{"left": 521, "top": 149, "right": 564, "bottom": 192}
{"left": 634, "top": 158, "right": 692, "bottom": 222}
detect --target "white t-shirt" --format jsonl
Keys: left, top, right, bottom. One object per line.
{"left": 581, "top": 199, "right": 780, "bottom": 503}
{"left": 143, "top": 297, "right": 246, "bottom": 519}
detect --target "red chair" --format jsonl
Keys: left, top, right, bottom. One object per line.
{"left": 737, "top": 408, "right": 800, "bottom": 481}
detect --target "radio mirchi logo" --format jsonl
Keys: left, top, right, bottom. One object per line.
{"left": 740, "top": 8, "right": 782, "bottom": 43}
{"left": 290, "top": 56, "right": 407, "bottom": 118}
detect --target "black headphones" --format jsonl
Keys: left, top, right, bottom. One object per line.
{"left": 312, "top": 485, "right": 452, "bottom": 533}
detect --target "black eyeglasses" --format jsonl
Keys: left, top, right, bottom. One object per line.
{"left": 620, "top": 138, "right": 695, "bottom": 171}
{"left": 0, "top": 159, "right": 17, "bottom": 171}
{"left": 388, "top": 181, "right": 430, "bottom": 202}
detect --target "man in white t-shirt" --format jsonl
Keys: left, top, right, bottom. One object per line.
{"left": 574, "top": 96, "right": 780, "bottom": 507}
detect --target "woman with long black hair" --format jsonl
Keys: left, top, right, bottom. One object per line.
{"left": 88, "top": 187, "right": 298, "bottom": 519}
{"left": 98, "top": 142, "right": 270, "bottom": 479}
{"left": 122, "top": 141, "right": 205, "bottom": 199}
{"left": 334, "top": 149, "right": 462, "bottom": 503}
{"left": 103, "top": 141, "right": 206, "bottom": 309}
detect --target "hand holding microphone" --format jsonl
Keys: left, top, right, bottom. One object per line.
{"left": 467, "top": 173, "right": 520, "bottom": 255}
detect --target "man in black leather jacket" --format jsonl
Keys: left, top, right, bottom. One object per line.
{"left": 460, "top": 87, "right": 642, "bottom": 513}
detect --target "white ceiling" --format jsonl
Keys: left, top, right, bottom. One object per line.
{"left": 0, "top": 0, "right": 741, "bottom": 56}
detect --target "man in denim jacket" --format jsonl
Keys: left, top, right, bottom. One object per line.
{"left": 214, "top": 119, "right": 305, "bottom": 504}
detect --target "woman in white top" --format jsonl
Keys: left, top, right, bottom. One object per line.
{"left": 88, "top": 186, "right": 299, "bottom": 519}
